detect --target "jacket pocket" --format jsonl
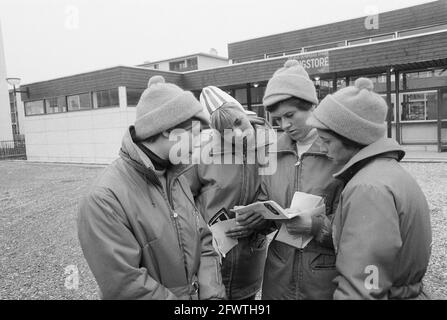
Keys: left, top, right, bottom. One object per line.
{"left": 309, "top": 252, "right": 336, "bottom": 270}
{"left": 251, "top": 233, "right": 267, "bottom": 251}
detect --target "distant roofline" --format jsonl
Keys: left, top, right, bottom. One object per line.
{"left": 227, "top": 0, "right": 437, "bottom": 46}
{"left": 21, "top": 65, "right": 182, "bottom": 87}
{"left": 138, "top": 52, "right": 229, "bottom": 66}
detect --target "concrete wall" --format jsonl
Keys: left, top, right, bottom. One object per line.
{"left": 23, "top": 87, "right": 136, "bottom": 164}
{"left": 0, "top": 21, "right": 13, "bottom": 141}
{"left": 197, "top": 55, "right": 229, "bottom": 70}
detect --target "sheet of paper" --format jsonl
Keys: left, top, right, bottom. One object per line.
{"left": 290, "top": 191, "right": 324, "bottom": 210}
{"left": 275, "top": 192, "right": 325, "bottom": 249}
{"left": 275, "top": 224, "right": 314, "bottom": 249}
{"left": 209, "top": 218, "right": 238, "bottom": 257}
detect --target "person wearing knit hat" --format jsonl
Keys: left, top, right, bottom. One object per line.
{"left": 181, "top": 85, "right": 273, "bottom": 300}
{"left": 78, "top": 75, "right": 226, "bottom": 300}
{"left": 135, "top": 75, "right": 210, "bottom": 141}
{"left": 237, "top": 59, "right": 344, "bottom": 300}
{"left": 306, "top": 77, "right": 431, "bottom": 300}
{"left": 200, "top": 85, "right": 257, "bottom": 117}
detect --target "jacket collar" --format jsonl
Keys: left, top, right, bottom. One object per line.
{"left": 275, "top": 129, "right": 325, "bottom": 156}
{"left": 334, "top": 138, "right": 405, "bottom": 181}
{"left": 119, "top": 126, "right": 191, "bottom": 186}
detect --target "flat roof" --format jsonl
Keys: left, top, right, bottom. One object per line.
{"left": 21, "top": 65, "right": 181, "bottom": 87}
{"left": 138, "top": 52, "right": 229, "bottom": 66}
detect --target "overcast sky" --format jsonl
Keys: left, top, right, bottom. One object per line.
{"left": 0, "top": 0, "right": 435, "bottom": 84}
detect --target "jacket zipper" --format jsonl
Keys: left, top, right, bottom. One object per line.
{"left": 164, "top": 172, "right": 193, "bottom": 295}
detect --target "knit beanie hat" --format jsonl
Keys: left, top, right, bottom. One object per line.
{"left": 263, "top": 59, "right": 318, "bottom": 107}
{"left": 200, "top": 85, "right": 255, "bottom": 115}
{"left": 306, "top": 77, "right": 387, "bottom": 145}
{"left": 134, "top": 75, "right": 210, "bottom": 140}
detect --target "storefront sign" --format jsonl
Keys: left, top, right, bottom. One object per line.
{"left": 290, "top": 51, "right": 329, "bottom": 74}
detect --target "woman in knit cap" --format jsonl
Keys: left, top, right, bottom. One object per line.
{"left": 78, "top": 76, "right": 226, "bottom": 300}
{"left": 307, "top": 77, "right": 432, "bottom": 299}
{"left": 236, "top": 59, "right": 344, "bottom": 300}
{"left": 183, "top": 85, "right": 272, "bottom": 300}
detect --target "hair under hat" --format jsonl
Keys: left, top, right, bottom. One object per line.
{"left": 306, "top": 77, "right": 388, "bottom": 145}
{"left": 263, "top": 59, "right": 318, "bottom": 108}
{"left": 134, "top": 75, "right": 210, "bottom": 141}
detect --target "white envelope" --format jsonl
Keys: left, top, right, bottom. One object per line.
{"left": 209, "top": 218, "right": 238, "bottom": 257}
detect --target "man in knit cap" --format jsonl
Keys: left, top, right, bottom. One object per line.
{"left": 307, "top": 77, "right": 432, "bottom": 299}
{"left": 77, "top": 75, "right": 226, "bottom": 300}
{"left": 237, "top": 59, "right": 344, "bottom": 299}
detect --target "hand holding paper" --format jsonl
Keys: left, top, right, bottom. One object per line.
{"left": 225, "top": 224, "right": 254, "bottom": 239}
{"left": 275, "top": 192, "right": 326, "bottom": 249}
{"left": 234, "top": 207, "right": 265, "bottom": 229}
{"left": 284, "top": 209, "right": 313, "bottom": 235}
{"left": 209, "top": 218, "right": 238, "bottom": 258}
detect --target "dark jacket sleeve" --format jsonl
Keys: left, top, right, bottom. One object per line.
{"left": 333, "top": 184, "right": 402, "bottom": 300}
{"left": 77, "top": 188, "right": 178, "bottom": 300}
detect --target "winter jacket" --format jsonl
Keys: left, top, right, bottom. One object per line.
{"left": 259, "top": 130, "right": 344, "bottom": 300}
{"left": 332, "top": 138, "right": 432, "bottom": 300}
{"left": 77, "top": 126, "right": 226, "bottom": 300}
{"left": 183, "top": 119, "right": 271, "bottom": 299}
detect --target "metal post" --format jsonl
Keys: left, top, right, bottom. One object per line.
{"left": 394, "top": 70, "right": 401, "bottom": 144}
{"left": 386, "top": 70, "right": 392, "bottom": 138}
{"left": 246, "top": 83, "right": 252, "bottom": 111}
{"left": 12, "top": 85, "right": 19, "bottom": 140}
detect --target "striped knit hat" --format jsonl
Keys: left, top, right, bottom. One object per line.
{"left": 200, "top": 86, "right": 255, "bottom": 116}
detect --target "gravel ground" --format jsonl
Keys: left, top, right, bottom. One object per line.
{"left": 0, "top": 160, "right": 446, "bottom": 300}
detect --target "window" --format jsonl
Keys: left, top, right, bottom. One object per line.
{"left": 67, "top": 93, "right": 92, "bottom": 111}
{"left": 153, "top": 64, "right": 159, "bottom": 70}
{"left": 25, "top": 100, "right": 45, "bottom": 115}
{"left": 126, "top": 88, "right": 145, "bottom": 107}
{"left": 398, "top": 24, "right": 447, "bottom": 38}
{"left": 234, "top": 88, "right": 247, "bottom": 105}
{"left": 169, "top": 60, "right": 186, "bottom": 71}
{"left": 45, "top": 96, "right": 67, "bottom": 114}
{"left": 303, "top": 41, "right": 345, "bottom": 52}
{"left": 284, "top": 49, "right": 303, "bottom": 56}
{"left": 400, "top": 91, "right": 438, "bottom": 121}
{"left": 337, "top": 79, "right": 347, "bottom": 89}
{"left": 266, "top": 52, "right": 284, "bottom": 58}
{"left": 402, "top": 69, "right": 447, "bottom": 90}
{"left": 92, "top": 89, "right": 119, "bottom": 108}
{"left": 186, "top": 57, "right": 198, "bottom": 71}
{"left": 347, "top": 38, "right": 370, "bottom": 46}
{"left": 370, "top": 33, "right": 395, "bottom": 42}
{"left": 250, "top": 86, "right": 266, "bottom": 104}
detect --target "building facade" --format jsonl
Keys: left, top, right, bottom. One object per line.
{"left": 139, "top": 52, "right": 229, "bottom": 72}
{"left": 0, "top": 20, "right": 13, "bottom": 142}
{"left": 17, "top": 1, "right": 447, "bottom": 163}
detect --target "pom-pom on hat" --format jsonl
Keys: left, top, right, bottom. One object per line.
{"left": 306, "top": 77, "right": 388, "bottom": 145}
{"left": 134, "top": 75, "right": 210, "bottom": 140}
{"left": 263, "top": 59, "right": 318, "bottom": 107}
